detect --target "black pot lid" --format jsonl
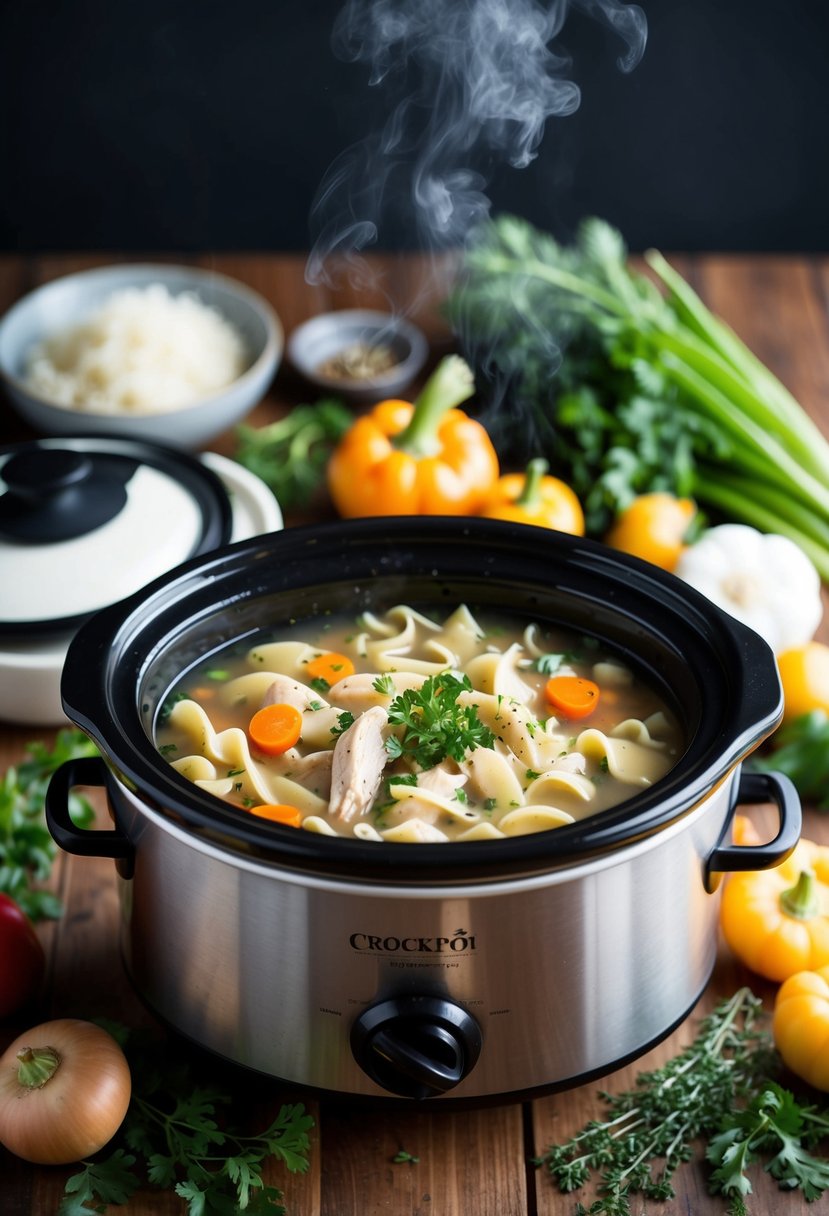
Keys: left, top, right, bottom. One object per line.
{"left": 0, "top": 436, "right": 233, "bottom": 637}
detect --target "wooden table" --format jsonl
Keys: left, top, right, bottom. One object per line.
{"left": 2, "top": 250, "right": 829, "bottom": 1215}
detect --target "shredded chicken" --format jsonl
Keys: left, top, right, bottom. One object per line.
{"left": 262, "top": 675, "right": 326, "bottom": 711}
{"left": 284, "top": 750, "right": 334, "bottom": 798}
{"left": 329, "top": 706, "right": 389, "bottom": 823}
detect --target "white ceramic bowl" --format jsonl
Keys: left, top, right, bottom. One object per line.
{"left": 0, "top": 264, "right": 283, "bottom": 449}
{"left": 287, "top": 308, "right": 428, "bottom": 403}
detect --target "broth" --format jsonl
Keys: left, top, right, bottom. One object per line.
{"left": 155, "top": 603, "right": 683, "bottom": 843}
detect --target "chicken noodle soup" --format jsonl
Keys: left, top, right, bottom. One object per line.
{"left": 156, "top": 605, "right": 683, "bottom": 843}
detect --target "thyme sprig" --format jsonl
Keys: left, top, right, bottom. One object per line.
{"left": 535, "top": 988, "right": 787, "bottom": 1215}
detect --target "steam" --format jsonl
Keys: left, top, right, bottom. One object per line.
{"left": 307, "top": 0, "right": 647, "bottom": 290}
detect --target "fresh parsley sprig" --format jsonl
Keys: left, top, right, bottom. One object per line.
{"left": 0, "top": 729, "right": 98, "bottom": 920}
{"left": 707, "top": 1082, "right": 829, "bottom": 1213}
{"left": 61, "top": 1023, "right": 314, "bottom": 1216}
{"left": 385, "top": 672, "right": 495, "bottom": 770}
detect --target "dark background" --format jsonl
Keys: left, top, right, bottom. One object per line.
{"left": 1, "top": 0, "right": 827, "bottom": 254}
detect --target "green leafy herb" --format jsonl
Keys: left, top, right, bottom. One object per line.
{"left": 752, "top": 711, "right": 829, "bottom": 809}
{"left": 451, "top": 215, "right": 829, "bottom": 571}
{"left": 310, "top": 677, "right": 331, "bottom": 695}
{"left": 61, "top": 1023, "right": 314, "bottom": 1216}
{"left": 535, "top": 988, "right": 785, "bottom": 1215}
{"left": 707, "top": 1082, "right": 829, "bottom": 1212}
{"left": 0, "top": 730, "right": 98, "bottom": 920}
{"left": 385, "top": 672, "right": 495, "bottom": 769}
{"left": 331, "top": 710, "right": 356, "bottom": 737}
{"left": 372, "top": 674, "right": 396, "bottom": 696}
{"left": 535, "top": 654, "right": 562, "bottom": 675}
{"left": 235, "top": 399, "right": 353, "bottom": 510}
{"left": 392, "top": 1149, "right": 420, "bottom": 1165}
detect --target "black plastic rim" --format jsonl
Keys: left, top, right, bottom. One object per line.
{"left": 0, "top": 435, "right": 234, "bottom": 638}
{"left": 59, "top": 517, "right": 783, "bottom": 882}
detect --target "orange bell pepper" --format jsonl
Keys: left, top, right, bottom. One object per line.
{"left": 480, "top": 458, "right": 585, "bottom": 535}
{"left": 327, "top": 356, "right": 499, "bottom": 517}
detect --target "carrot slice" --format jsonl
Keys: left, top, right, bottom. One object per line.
{"left": 305, "top": 651, "right": 356, "bottom": 685}
{"left": 248, "top": 702, "right": 303, "bottom": 755}
{"left": 544, "top": 675, "right": 601, "bottom": 719}
{"left": 249, "top": 803, "right": 303, "bottom": 827}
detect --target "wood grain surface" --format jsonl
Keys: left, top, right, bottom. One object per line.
{"left": 1, "top": 249, "right": 829, "bottom": 1215}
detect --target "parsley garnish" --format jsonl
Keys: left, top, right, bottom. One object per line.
{"left": 385, "top": 673, "right": 495, "bottom": 769}
{"left": 310, "top": 677, "right": 331, "bottom": 694}
{"left": 535, "top": 653, "right": 570, "bottom": 675}
{"left": 372, "top": 674, "right": 395, "bottom": 696}
{"left": 331, "top": 711, "right": 356, "bottom": 737}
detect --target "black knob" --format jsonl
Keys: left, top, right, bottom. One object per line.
{"left": 0, "top": 446, "right": 129, "bottom": 542}
{"left": 350, "top": 995, "right": 482, "bottom": 1099}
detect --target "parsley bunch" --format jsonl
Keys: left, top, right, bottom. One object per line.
{"left": 0, "top": 729, "right": 97, "bottom": 920}
{"left": 384, "top": 672, "right": 495, "bottom": 770}
{"left": 61, "top": 1023, "right": 314, "bottom": 1216}
{"left": 535, "top": 988, "right": 829, "bottom": 1215}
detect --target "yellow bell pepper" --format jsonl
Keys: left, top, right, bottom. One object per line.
{"left": 719, "top": 836, "right": 829, "bottom": 981}
{"left": 327, "top": 355, "right": 499, "bottom": 517}
{"left": 479, "top": 458, "right": 585, "bottom": 535}
{"left": 604, "top": 492, "right": 697, "bottom": 572}
{"left": 773, "top": 963, "right": 829, "bottom": 1091}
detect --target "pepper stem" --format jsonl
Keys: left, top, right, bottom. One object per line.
{"left": 780, "top": 869, "right": 820, "bottom": 920}
{"left": 393, "top": 356, "right": 475, "bottom": 457}
{"left": 515, "top": 458, "right": 549, "bottom": 509}
{"left": 16, "top": 1045, "right": 61, "bottom": 1089}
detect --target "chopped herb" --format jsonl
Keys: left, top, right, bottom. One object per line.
{"left": 483, "top": 797, "right": 497, "bottom": 812}
{"left": 392, "top": 1150, "right": 420, "bottom": 1165}
{"left": 206, "top": 669, "right": 230, "bottom": 681}
{"left": 525, "top": 768, "right": 542, "bottom": 781}
{"left": 331, "top": 711, "right": 356, "bottom": 737}
{"left": 227, "top": 768, "right": 246, "bottom": 777}
{"left": 454, "top": 788, "right": 468, "bottom": 804}
{"left": 158, "top": 743, "right": 178, "bottom": 756}
{"left": 536, "top": 653, "right": 571, "bottom": 675}
{"left": 308, "top": 700, "right": 324, "bottom": 712}
{"left": 599, "top": 756, "right": 609, "bottom": 772}
{"left": 310, "top": 677, "right": 331, "bottom": 694}
{"left": 385, "top": 673, "right": 496, "bottom": 770}
{"left": 372, "top": 674, "right": 396, "bottom": 696}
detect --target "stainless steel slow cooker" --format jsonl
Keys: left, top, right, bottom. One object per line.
{"left": 45, "top": 519, "right": 800, "bottom": 1102}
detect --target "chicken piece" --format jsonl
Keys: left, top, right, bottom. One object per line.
{"left": 329, "top": 705, "right": 389, "bottom": 823}
{"left": 327, "top": 671, "right": 425, "bottom": 714}
{"left": 285, "top": 750, "right": 334, "bottom": 798}
{"left": 262, "top": 674, "right": 327, "bottom": 711}
{"left": 417, "top": 760, "right": 468, "bottom": 799}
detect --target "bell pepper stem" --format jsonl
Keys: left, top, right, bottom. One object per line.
{"left": 394, "top": 355, "right": 475, "bottom": 457}
{"left": 780, "top": 868, "right": 820, "bottom": 920}
{"left": 515, "top": 458, "right": 549, "bottom": 509}
{"left": 16, "top": 1045, "right": 61, "bottom": 1089}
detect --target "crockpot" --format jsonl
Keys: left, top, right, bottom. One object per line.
{"left": 45, "top": 519, "right": 800, "bottom": 1102}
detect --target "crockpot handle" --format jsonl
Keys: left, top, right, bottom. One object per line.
{"left": 706, "top": 770, "right": 801, "bottom": 882}
{"left": 45, "top": 756, "right": 133, "bottom": 864}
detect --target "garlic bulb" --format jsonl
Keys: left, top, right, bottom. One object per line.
{"left": 673, "top": 524, "right": 823, "bottom": 655}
